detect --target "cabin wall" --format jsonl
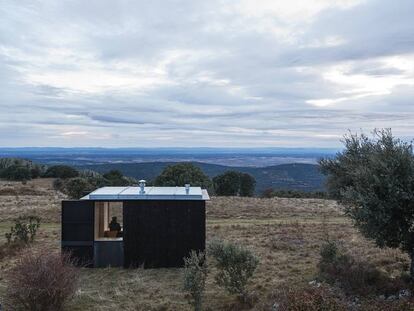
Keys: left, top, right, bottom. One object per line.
{"left": 62, "top": 199, "right": 206, "bottom": 269}
{"left": 61, "top": 200, "right": 95, "bottom": 267}
{"left": 123, "top": 200, "right": 205, "bottom": 268}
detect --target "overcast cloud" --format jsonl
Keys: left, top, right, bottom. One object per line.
{"left": 1, "top": 0, "right": 414, "bottom": 147}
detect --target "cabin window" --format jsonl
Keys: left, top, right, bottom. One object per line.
{"left": 94, "top": 202, "right": 123, "bottom": 241}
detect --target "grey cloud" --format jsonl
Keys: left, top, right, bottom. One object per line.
{"left": 1, "top": 0, "right": 414, "bottom": 147}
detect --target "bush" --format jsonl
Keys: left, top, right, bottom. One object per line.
{"left": 0, "top": 165, "right": 32, "bottom": 181}
{"left": 5, "top": 247, "right": 79, "bottom": 311}
{"left": 183, "top": 251, "right": 208, "bottom": 311}
{"left": 208, "top": 240, "right": 259, "bottom": 299}
{"left": 64, "top": 177, "right": 94, "bottom": 199}
{"left": 30, "top": 166, "right": 42, "bottom": 178}
{"left": 59, "top": 174, "right": 134, "bottom": 199}
{"left": 317, "top": 241, "right": 403, "bottom": 296}
{"left": 44, "top": 165, "right": 79, "bottom": 179}
{"left": 102, "top": 170, "right": 134, "bottom": 186}
{"left": 53, "top": 178, "right": 64, "bottom": 191}
{"left": 0, "top": 158, "right": 46, "bottom": 176}
{"left": 273, "top": 284, "right": 347, "bottom": 311}
{"left": 319, "top": 240, "right": 339, "bottom": 264}
{"left": 5, "top": 215, "right": 41, "bottom": 244}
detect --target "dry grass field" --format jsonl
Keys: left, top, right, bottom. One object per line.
{"left": 0, "top": 179, "right": 411, "bottom": 310}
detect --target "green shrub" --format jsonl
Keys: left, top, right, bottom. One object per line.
{"left": 5, "top": 215, "right": 41, "bottom": 244}
{"left": 183, "top": 251, "right": 208, "bottom": 311}
{"left": 102, "top": 170, "right": 135, "bottom": 186}
{"left": 44, "top": 165, "right": 79, "bottom": 179}
{"left": 0, "top": 158, "right": 46, "bottom": 173}
{"left": 317, "top": 241, "right": 404, "bottom": 296}
{"left": 53, "top": 178, "right": 64, "bottom": 191}
{"left": 59, "top": 173, "right": 134, "bottom": 199}
{"left": 0, "top": 165, "right": 32, "bottom": 181}
{"left": 30, "top": 166, "right": 42, "bottom": 178}
{"left": 319, "top": 240, "right": 338, "bottom": 264}
{"left": 208, "top": 240, "right": 259, "bottom": 299}
{"left": 64, "top": 177, "right": 94, "bottom": 199}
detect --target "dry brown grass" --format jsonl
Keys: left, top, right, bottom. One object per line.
{"left": 0, "top": 180, "right": 410, "bottom": 310}
{"left": 0, "top": 178, "right": 64, "bottom": 222}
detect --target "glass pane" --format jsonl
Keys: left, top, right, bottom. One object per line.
{"left": 94, "top": 202, "right": 123, "bottom": 241}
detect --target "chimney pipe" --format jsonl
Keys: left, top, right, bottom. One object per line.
{"left": 185, "top": 184, "right": 190, "bottom": 195}
{"left": 139, "top": 180, "right": 146, "bottom": 194}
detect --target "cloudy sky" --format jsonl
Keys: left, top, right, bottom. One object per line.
{"left": 1, "top": 0, "right": 414, "bottom": 147}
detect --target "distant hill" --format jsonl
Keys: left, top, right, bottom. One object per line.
{"left": 77, "top": 162, "right": 325, "bottom": 194}
{"left": 0, "top": 147, "right": 337, "bottom": 167}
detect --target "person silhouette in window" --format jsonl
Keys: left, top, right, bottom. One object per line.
{"left": 109, "top": 216, "right": 121, "bottom": 234}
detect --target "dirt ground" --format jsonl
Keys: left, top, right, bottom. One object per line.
{"left": 0, "top": 179, "right": 409, "bottom": 310}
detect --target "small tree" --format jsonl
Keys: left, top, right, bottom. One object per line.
{"left": 320, "top": 129, "right": 414, "bottom": 280}
{"left": 213, "top": 171, "right": 256, "bottom": 197}
{"left": 154, "top": 163, "right": 212, "bottom": 191}
{"left": 30, "top": 166, "right": 42, "bottom": 178}
{"left": 239, "top": 173, "right": 256, "bottom": 197}
{"left": 183, "top": 251, "right": 208, "bottom": 311}
{"left": 208, "top": 240, "right": 259, "bottom": 300}
{"left": 102, "top": 170, "right": 133, "bottom": 186}
{"left": 213, "top": 171, "right": 240, "bottom": 196}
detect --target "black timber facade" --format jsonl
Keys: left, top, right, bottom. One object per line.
{"left": 61, "top": 199, "right": 206, "bottom": 268}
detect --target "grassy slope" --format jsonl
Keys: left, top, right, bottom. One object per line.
{"left": 77, "top": 162, "right": 325, "bottom": 193}
{"left": 0, "top": 179, "right": 408, "bottom": 310}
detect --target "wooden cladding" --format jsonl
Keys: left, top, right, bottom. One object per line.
{"left": 61, "top": 200, "right": 95, "bottom": 266}
{"left": 62, "top": 200, "right": 94, "bottom": 242}
{"left": 62, "top": 199, "right": 206, "bottom": 268}
{"left": 123, "top": 200, "right": 205, "bottom": 268}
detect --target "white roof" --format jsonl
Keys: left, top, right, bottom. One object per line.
{"left": 81, "top": 186, "right": 210, "bottom": 201}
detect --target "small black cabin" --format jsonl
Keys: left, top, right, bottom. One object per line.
{"left": 61, "top": 181, "right": 209, "bottom": 268}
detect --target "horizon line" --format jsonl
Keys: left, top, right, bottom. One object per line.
{"left": 0, "top": 146, "right": 340, "bottom": 150}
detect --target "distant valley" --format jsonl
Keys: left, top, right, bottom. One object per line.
{"left": 77, "top": 162, "right": 326, "bottom": 194}
{"left": 0, "top": 147, "right": 337, "bottom": 167}
{"left": 0, "top": 148, "right": 332, "bottom": 193}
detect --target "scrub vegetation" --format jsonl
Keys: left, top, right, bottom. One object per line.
{"left": 4, "top": 247, "right": 79, "bottom": 311}
{"left": 0, "top": 178, "right": 413, "bottom": 310}
{"left": 183, "top": 251, "right": 208, "bottom": 311}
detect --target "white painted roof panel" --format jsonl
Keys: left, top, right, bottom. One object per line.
{"left": 82, "top": 186, "right": 209, "bottom": 201}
